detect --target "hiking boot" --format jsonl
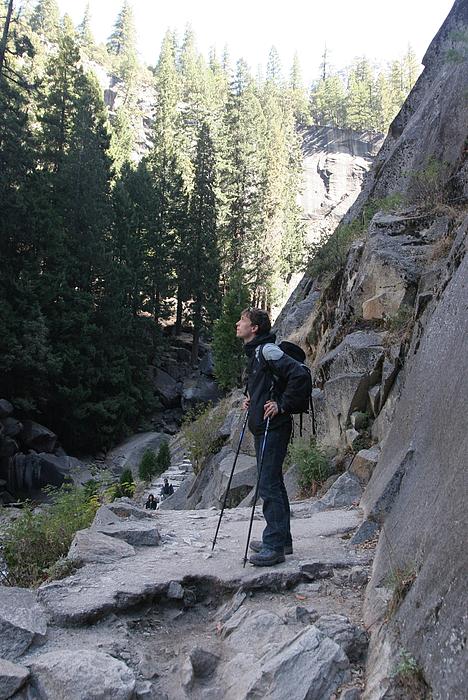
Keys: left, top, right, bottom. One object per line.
{"left": 249, "top": 539, "right": 293, "bottom": 555}
{"left": 249, "top": 548, "right": 286, "bottom": 567}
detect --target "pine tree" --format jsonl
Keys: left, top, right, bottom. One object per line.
{"left": 221, "top": 59, "right": 266, "bottom": 288}
{"left": 139, "top": 450, "right": 157, "bottom": 481}
{"left": 107, "top": 0, "right": 138, "bottom": 83}
{"left": 310, "top": 74, "right": 346, "bottom": 126}
{"left": 345, "top": 57, "right": 374, "bottom": 131}
{"left": 30, "top": 0, "right": 61, "bottom": 42}
{"left": 266, "top": 46, "right": 282, "bottom": 85}
{"left": 177, "top": 26, "right": 209, "bottom": 190}
{"left": 156, "top": 441, "right": 171, "bottom": 472}
{"left": 371, "top": 72, "right": 393, "bottom": 133}
{"left": 186, "top": 122, "right": 221, "bottom": 362}
{"left": 77, "top": 2, "right": 95, "bottom": 53}
{"left": 289, "top": 53, "right": 310, "bottom": 125}
{"left": 148, "top": 30, "right": 188, "bottom": 328}
{"left": 389, "top": 58, "right": 406, "bottom": 116}
{"left": 212, "top": 276, "right": 250, "bottom": 390}
{"left": 402, "top": 44, "right": 420, "bottom": 92}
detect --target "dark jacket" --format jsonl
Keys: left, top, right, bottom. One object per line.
{"left": 245, "top": 332, "right": 306, "bottom": 436}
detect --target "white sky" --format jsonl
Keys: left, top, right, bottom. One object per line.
{"left": 54, "top": 0, "right": 454, "bottom": 84}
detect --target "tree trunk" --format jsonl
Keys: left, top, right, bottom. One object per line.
{"left": 0, "top": 0, "right": 14, "bottom": 78}
{"left": 175, "top": 290, "right": 183, "bottom": 335}
{"left": 191, "top": 302, "right": 202, "bottom": 366}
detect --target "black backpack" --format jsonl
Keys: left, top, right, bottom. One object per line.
{"left": 263, "top": 340, "right": 316, "bottom": 434}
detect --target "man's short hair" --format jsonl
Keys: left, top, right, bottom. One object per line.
{"left": 242, "top": 307, "right": 271, "bottom": 335}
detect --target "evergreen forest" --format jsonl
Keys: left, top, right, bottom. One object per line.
{"left": 0, "top": 0, "right": 419, "bottom": 452}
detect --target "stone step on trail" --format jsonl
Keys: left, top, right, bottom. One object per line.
{"left": 143, "top": 457, "right": 194, "bottom": 506}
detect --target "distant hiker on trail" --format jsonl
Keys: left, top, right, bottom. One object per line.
{"left": 160, "top": 478, "right": 174, "bottom": 500}
{"left": 145, "top": 494, "right": 158, "bottom": 510}
{"left": 236, "top": 308, "right": 307, "bottom": 567}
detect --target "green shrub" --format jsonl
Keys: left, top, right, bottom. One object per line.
{"left": 407, "top": 156, "right": 450, "bottom": 205}
{"left": 156, "top": 441, "right": 171, "bottom": 472}
{"left": 391, "top": 650, "right": 431, "bottom": 699}
{"left": 138, "top": 450, "right": 158, "bottom": 482}
{"left": 288, "top": 438, "right": 330, "bottom": 496}
{"left": 386, "top": 565, "right": 417, "bottom": 618}
{"left": 1, "top": 485, "right": 99, "bottom": 588}
{"left": 117, "top": 468, "right": 136, "bottom": 497}
{"left": 182, "top": 402, "right": 227, "bottom": 474}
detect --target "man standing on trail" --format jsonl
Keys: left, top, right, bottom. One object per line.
{"left": 236, "top": 308, "right": 306, "bottom": 567}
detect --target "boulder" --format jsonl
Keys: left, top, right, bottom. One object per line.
{"left": 0, "top": 437, "right": 18, "bottom": 458}
{"left": 1, "top": 417, "right": 23, "bottom": 438}
{"left": 315, "top": 613, "right": 369, "bottom": 662}
{"left": 348, "top": 446, "right": 380, "bottom": 485}
{"left": 92, "top": 505, "right": 121, "bottom": 527}
{"left": 153, "top": 369, "right": 181, "bottom": 408}
{"left": 198, "top": 351, "right": 214, "bottom": 377}
{"left": 226, "top": 626, "right": 351, "bottom": 700}
{"left": 0, "top": 587, "right": 47, "bottom": 660}
{"left": 18, "top": 421, "right": 57, "bottom": 453}
{"left": 166, "top": 581, "right": 184, "bottom": 600}
{"left": 350, "top": 520, "right": 380, "bottom": 546}
{"left": 11, "top": 453, "right": 84, "bottom": 492}
{"left": 188, "top": 647, "right": 220, "bottom": 679}
{"left": 182, "top": 376, "right": 221, "bottom": 410}
{"left": 0, "top": 658, "right": 29, "bottom": 700}
{"left": 134, "top": 680, "right": 159, "bottom": 700}
{"left": 93, "top": 521, "right": 161, "bottom": 547}
{"left": 350, "top": 212, "right": 426, "bottom": 321}
{"left": 106, "top": 500, "right": 155, "bottom": 520}
{"left": 217, "top": 451, "right": 257, "bottom": 504}
{"left": 28, "top": 650, "right": 135, "bottom": 700}
{"left": 317, "top": 331, "right": 385, "bottom": 381}
{"left": 313, "top": 332, "right": 385, "bottom": 448}
{"left": 0, "top": 399, "right": 14, "bottom": 418}
{"left": 283, "top": 462, "right": 300, "bottom": 500}
{"left": 159, "top": 474, "right": 196, "bottom": 510}
{"left": 226, "top": 609, "right": 289, "bottom": 654}
{"left": 320, "top": 472, "right": 363, "bottom": 508}
{"left": 68, "top": 529, "right": 136, "bottom": 564}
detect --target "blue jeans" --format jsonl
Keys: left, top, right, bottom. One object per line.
{"left": 254, "top": 421, "right": 292, "bottom": 553}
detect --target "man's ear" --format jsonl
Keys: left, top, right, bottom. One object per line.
{"left": 252, "top": 324, "right": 259, "bottom": 335}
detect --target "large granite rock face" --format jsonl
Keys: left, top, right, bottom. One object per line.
{"left": 300, "top": 126, "right": 383, "bottom": 246}
{"left": 361, "top": 224, "right": 468, "bottom": 699}
{"left": 274, "top": 127, "right": 383, "bottom": 340}
{"left": 347, "top": 0, "right": 468, "bottom": 217}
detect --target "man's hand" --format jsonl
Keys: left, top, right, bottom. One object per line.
{"left": 264, "top": 400, "right": 279, "bottom": 419}
{"left": 242, "top": 397, "right": 250, "bottom": 411}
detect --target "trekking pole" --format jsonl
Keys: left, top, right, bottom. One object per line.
{"left": 243, "top": 416, "right": 270, "bottom": 567}
{"left": 212, "top": 409, "right": 249, "bottom": 551}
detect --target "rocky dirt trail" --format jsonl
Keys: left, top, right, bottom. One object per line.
{"left": 3, "top": 496, "right": 376, "bottom": 699}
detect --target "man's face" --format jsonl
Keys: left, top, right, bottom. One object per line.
{"left": 236, "top": 313, "right": 258, "bottom": 342}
